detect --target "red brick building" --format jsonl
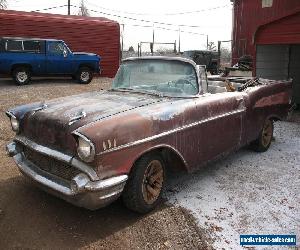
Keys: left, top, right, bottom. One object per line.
{"left": 231, "top": 0, "right": 300, "bottom": 104}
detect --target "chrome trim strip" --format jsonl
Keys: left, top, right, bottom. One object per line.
{"left": 5, "top": 111, "right": 16, "bottom": 119}
{"left": 85, "top": 175, "right": 128, "bottom": 191}
{"left": 99, "top": 190, "right": 123, "bottom": 200}
{"left": 123, "top": 56, "right": 197, "bottom": 67}
{"left": 14, "top": 136, "right": 99, "bottom": 181}
{"left": 97, "top": 108, "right": 246, "bottom": 156}
{"left": 16, "top": 136, "right": 71, "bottom": 162}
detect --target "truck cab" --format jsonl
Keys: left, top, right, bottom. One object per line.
{"left": 183, "top": 50, "right": 219, "bottom": 75}
{"left": 0, "top": 37, "right": 101, "bottom": 85}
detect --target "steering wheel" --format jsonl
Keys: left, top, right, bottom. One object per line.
{"left": 175, "top": 79, "right": 198, "bottom": 93}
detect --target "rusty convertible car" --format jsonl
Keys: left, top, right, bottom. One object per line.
{"left": 6, "top": 57, "right": 292, "bottom": 213}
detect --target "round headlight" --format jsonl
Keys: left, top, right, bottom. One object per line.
{"left": 11, "top": 117, "right": 19, "bottom": 132}
{"left": 77, "top": 136, "right": 95, "bottom": 162}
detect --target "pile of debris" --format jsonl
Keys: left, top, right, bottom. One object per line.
{"left": 223, "top": 55, "right": 253, "bottom": 77}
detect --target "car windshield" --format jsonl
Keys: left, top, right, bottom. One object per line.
{"left": 112, "top": 59, "right": 199, "bottom": 97}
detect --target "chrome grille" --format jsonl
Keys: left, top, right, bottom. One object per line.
{"left": 23, "top": 147, "right": 81, "bottom": 181}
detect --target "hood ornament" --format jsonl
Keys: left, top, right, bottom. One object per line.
{"left": 31, "top": 102, "right": 48, "bottom": 114}
{"left": 68, "top": 111, "right": 87, "bottom": 125}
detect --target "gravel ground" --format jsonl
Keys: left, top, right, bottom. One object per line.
{"left": 166, "top": 119, "right": 300, "bottom": 249}
{"left": 0, "top": 78, "right": 211, "bottom": 250}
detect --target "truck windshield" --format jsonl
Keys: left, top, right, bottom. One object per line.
{"left": 112, "top": 59, "right": 199, "bottom": 97}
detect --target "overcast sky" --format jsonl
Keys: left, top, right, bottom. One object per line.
{"left": 7, "top": 0, "right": 233, "bottom": 51}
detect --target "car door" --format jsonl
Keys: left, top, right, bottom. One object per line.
{"left": 23, "top": 40, "right": 46, "bottom": 75}
{"left": 46, "top": 41, "right": 72, "bottom": 74}
{"left": 180, "top": 92, "right": 246, "bottom": 170}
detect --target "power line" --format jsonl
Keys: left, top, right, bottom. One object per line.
{"left": 85, "top": 1, "right": 230, "bottom": 16}
{"left": 70, "top": 4, "right": 205, "bottom": 28}
{"left": 156, "top": 26, "right": 206, "bottom": 36}
{"left": 120, "top": 23, "right": 208, "bottom": 36}
{"left": 33, "top": 4, "right": 68, "bottom": 12}
{"left": 28, "top": 4, "right": 210, "bottom": 37}
{"left": 165, "top": 4, "right": 230, "bottom": 15}
{"left": 14, "top": 3, "right": 223, "bottom": 30}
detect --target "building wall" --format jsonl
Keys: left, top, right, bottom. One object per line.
{"left": 0, "top": 10, "right": 120, "bottom": 77}
{"left": 232, "top": 0, "right": 300, "bottom": 63}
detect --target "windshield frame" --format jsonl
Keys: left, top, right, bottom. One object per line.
{"left": 111, "top": 56, "right": 202, "bottom": 98}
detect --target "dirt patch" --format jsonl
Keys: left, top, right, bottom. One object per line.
{"left": 0, "top": 78, "right": 212, "bottom": 250}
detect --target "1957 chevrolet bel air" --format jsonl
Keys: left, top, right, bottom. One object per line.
{"left": 6, "top": 57, "right": 292, "bottom": 213}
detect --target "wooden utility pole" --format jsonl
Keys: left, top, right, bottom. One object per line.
{"left": 68, "top": 0, "right": 71, "bottom": 15}
{"left": 178, "top": 26, "right": 181, "bottom": 53}
{"left": 152, "top": 24, "right": 155, "bottom": 56}
{"left": 206, "top": 35, "right": 209, "bottom": 49}
{"left": 121, "top": 24, "right": 124, "bottom": 59}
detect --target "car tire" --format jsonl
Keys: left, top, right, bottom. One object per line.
{"left": 251, "top": 119, "right": 274, "bottom": 152}
{"left": 12, "top": 67, "right": 31, "bottom": 85}
{"left": 77, "top": 67, "right": 93, "bottom": 84}
{"left": 122, "top": 153, "right": 166, "bottom": 214}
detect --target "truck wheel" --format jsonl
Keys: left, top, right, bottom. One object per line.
{"left": 122, "top": 153, "right": 166, "bottom": 214}
{"left": 77, "top": 67, "right": 93, "bottom": 84}
{"left": 251, "top": 119, "right": 274, "bottom": 152}
{"left": 13, "top": 67, "right": 31, "bottom": 85}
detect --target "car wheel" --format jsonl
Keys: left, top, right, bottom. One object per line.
{"left": 77, "top": 67, "right": 93, "bottom": 84}
{"left": 13, "top": 67, "right": 31, "bottom": 85}
{"left": 122, "top": 153, "right": 166, "bottom": 214}
{"left": 251, "top": 119, "right": 274, "bottom": 152}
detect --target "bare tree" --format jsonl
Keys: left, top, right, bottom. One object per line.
{"left": 0, "top": 0, "right": 7, "bottom": 9}
{"left": 78, "top": 0, "right": 89, "bottom": 16}
{"left": 207, "top": 41, "right": 217, "bottom": 51}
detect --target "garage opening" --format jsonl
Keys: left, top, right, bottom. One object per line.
{"left": 256, "top": 44, "right": 300, "bottom": 105}
{"left": 255, "top": 11, "right": 300, "bottom": 105}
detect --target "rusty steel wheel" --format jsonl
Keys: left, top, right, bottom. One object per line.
{"left": 251, "top": 119, "right": 274, "bottom": 152}
{"left": 122, "top": 153, "right": 166, "bottom": 214}
{"left": 142, "top": 160, "right": 164, "bottom": 205}
{"left": 261, "top": 119, "right": 273, "bottom": 148}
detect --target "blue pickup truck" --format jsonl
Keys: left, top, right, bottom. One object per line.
{"left": 0, "top": 37, "right": 101, "bottom": 85}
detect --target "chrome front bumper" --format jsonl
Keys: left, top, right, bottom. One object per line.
{"left": 6, "top": 140, "right": 128, "bottom": 210}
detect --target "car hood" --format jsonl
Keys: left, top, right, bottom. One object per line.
{"left": 15, "top": 90, "right": 164, "bottom": 154}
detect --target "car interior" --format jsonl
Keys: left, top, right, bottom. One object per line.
{"left": 198, "top": 65, "right": 243, "bottom": 94}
